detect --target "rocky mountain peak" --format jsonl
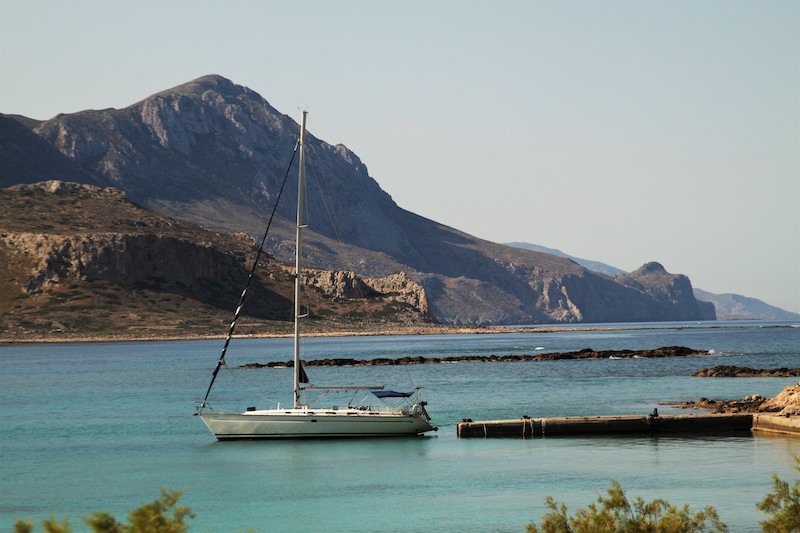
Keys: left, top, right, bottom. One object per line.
{"left": 634, "top": 262, "right": 667, "bottom": 275}
{"left": 169, "top": 74, "right": 243, "bottom": 95}
{"left": 617, "top": 262, "right": 715, "bottom": 321}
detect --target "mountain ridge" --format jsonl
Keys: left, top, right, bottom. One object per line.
{"left": 1, "top": 74, "right": 715, "bottom": 325}
{"left": 505, "top": 242, "right": 626, "bottom": 277}
{"left": 693, "top": 288, "right": 800, "bottom": 321}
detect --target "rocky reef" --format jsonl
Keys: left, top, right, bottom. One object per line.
{"left": 240, "top": 345, "right": 707, "bottom": 367}
{"left": 530, "top": 345, "right": 707, "bottom": 361}
{"left": 694, "top": 365, "right": 800, "bottom": 377}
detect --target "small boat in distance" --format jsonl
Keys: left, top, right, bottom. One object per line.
{"left": 196, "top": 111, "right": 435, "bottom": 439}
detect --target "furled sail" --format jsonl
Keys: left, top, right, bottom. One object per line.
{"left": 371, "top": 390, "right": 413, "bottom": 398}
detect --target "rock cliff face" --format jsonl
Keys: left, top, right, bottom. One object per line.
{"left": 618, "top": 262, "right": 716, "bottom": 321}
{"left": 0, "top": 75, "right": 715, "bottom": 324}
{"left": 365, "top": 272, "right": 431, "bottom": 318}
{"left": 2, "top": 231, "right": 237, "bottom": 294}
{"left": 302, "top": 269, "right": 434, "bottom": 320}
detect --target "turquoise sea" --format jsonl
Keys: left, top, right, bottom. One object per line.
{"left": 2, "top": 321, "right": 800, "bottom": 532}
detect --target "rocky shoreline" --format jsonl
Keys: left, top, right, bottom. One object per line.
{"left": 669, "top": 395, "right": 772, "bottom": 414}
{"left": 0, "top": 325, "right": 616, "bottom": 345}
{"left": 670, "top": 381, "right": 800, "bottom": 416}
{"left": 3, "top": 324, "right": 794, "bottom": 345}
{"left": 240, "top": 345, "right": 708, "bottom": 368}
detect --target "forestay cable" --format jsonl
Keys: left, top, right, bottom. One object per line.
{"left": 198, "top": 139, "right": 300, "bottom": 412}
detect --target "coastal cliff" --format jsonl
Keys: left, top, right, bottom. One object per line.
{"left": 618, "top": 262, "right": 717, "bottom": 321}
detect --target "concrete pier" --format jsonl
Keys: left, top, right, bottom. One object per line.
{"left": 752, "top": 413, "right": 800, "bottom": 436}
{"left": 455, "top": 413, "right": 797, "bottom": 438}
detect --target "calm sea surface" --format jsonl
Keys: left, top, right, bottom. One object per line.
{"left": 2, "top": 321, "right": 799, "bottom": 532}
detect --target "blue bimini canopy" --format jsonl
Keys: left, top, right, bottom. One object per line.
{"left": 371, "top": 390, "right": 413, "bottom": 398}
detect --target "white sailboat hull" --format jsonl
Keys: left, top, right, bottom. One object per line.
{"left": 199, "top": 408, "right": 435, "bottom": 439}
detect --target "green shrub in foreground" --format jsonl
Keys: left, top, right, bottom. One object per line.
{"left": 526, "top": 456, "right": 800, "bottom": 533}
{"left": 14, "top": 489, "right": 193, "bottom": 533}
{"left": 758, "top": 455, "right": 800, "bottom": 533}
{"left": 524, "top": 480, "right": 728, "bottom": 533}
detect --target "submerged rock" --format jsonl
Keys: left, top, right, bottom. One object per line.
{"left": 694, "top": 365, "right": 800, "bottom": 377}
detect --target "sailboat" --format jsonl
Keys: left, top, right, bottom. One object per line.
{"left": 196, "top": 111, "right": 435, "bottom": 439}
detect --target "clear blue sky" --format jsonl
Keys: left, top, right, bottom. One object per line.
{"left": 1, "top": 0, "right": 798, "bottom": 313}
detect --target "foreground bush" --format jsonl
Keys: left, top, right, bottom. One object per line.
{"left": 758, "top": 455, "right": 800, "bottom": 533}
{"left": 525, "top": 480, "right": 728, "bottom": 533}
{"left": 527, "top": 456, "right": 800, "bottom": 533}
{"left": 14, "top": 489, "right": 193, "bottom": 533}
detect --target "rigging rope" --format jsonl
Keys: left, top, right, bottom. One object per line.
{"left": 198, "top": 139, "right": 300, "bottom": 412}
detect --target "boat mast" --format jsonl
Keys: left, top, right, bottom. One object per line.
{"left": 293, "top": 111, "right": 307, "bottom": 408}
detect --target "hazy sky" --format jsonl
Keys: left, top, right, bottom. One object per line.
{"left": 2, "top": 0, "right": 798, "bottom": 313}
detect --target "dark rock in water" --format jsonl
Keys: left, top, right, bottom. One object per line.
{"left": 694, "top": 366, "right": 800, "bottom": 377}
{"left": 530, "top": 345, "right": 707, "bottom": 361}
{"left": 240, "top": 345, "right": 707, "bottom": 368}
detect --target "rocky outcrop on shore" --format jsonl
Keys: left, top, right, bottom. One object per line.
{"left": 674, "top": 395, "right": 771, "bottom": 414}
{"left": 302, "top": 269, "right": 433, "bottom": 319}
{"left": 364, "top": 272, "right": 431, "bottom": 317}
{"left": 673, "top": 383, "right": 800, "bottom": 416}
{"left": 694, "top": 365, "right": 800, "bottom": 377}
{"left": 240, "top": 345, "right": 707, "bottom": 368}
{"left": 760, "top": 383, "right": 800, "bottom": 415}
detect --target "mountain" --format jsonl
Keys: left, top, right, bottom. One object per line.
{"left": 506, "top": 242, "right": 626, "bottom": 277}
{"left": 0, "top": 114, "right": 87, "bottom": 188}
{"left": 510, "top": 241, "right": 798, "bottom": 321}
{"left": 0, "top": 74, "right": 715, "bottom": 325}
{"left": 693, "top": 289, "right": 800, "bottom": 321}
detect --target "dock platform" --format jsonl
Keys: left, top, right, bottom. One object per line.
{"left": 456, "top": 413, "right": 800, "bottom": 438}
